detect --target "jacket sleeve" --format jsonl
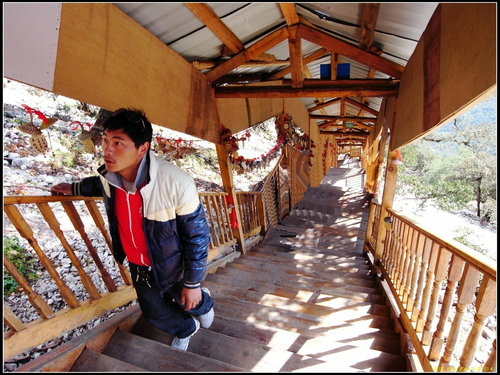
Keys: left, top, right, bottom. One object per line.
{"left": 71, "top": 176, "right": 103, "bottom": 197}
{"left": 176, "top": 202, "right": 211, "bottom": 289}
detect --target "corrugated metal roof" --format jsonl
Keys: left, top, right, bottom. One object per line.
{"left": 114, "top": 2, "right": 438, "bottom": 123}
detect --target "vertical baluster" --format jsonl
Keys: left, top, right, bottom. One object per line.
{"left": 381, "top": 214, "right": 393, "bottom": 270}
{"left": 459, "top": 276, "right": 496, "bottom": 371}
{"left": 37, "top": 202, "right": 101, "bottom": 300}
{"left": 417, "top": 241, "right": 440, "bottom": 332}
{"left": 395, "top": 222, "right": 409, "bottom": 293}
{"left": 439, "top": 264, "right": 481, "bottom": 370}
{"left": 61, "top": 201, "right": 117, "bottom": 292}
{"left": 429, "top": 255, "right": 465, "bottom": 359}
{"left": 412, "top": 237, "right": 433, "bottom": 323}
{"left": 407, "top": 232, "right": 425, "bottom": 312}
{"left": 3, "top": 255, "right": 54, "bottom": 318}
{"left": 403, "top": 229, "right": 418, "bottom": 306}
{"left": 202, "top": 195, "right": 218, "bottom": 248}
{"left": 211, "top": 195, "right": 226, "bottom": 244}
{"left": 387, "top": 218, "right": 402, "bottom": 281}
{"left": 221, "top": 193, "right": 235, "bottom": 241}
{"left": 483, "top": 339, "right": 496, "bottom": 372}
{"left": 399, "top": 225, "right": 414, "bottom": 297}
{"left": 422, "top": 247, "right": 451, "bottom": 345}
{"left": 4, "top": 205, "right": 80, "bottom": 308}
{"left": 84, "top": 200, "right": 132, "bottom": 286}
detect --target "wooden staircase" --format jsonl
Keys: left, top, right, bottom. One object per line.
{"left": 18, "top": 159, "right": 409, "bottom": 372}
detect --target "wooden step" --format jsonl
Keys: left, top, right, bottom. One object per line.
{"left": 211, "top": 292, "right": 395, "bottom": 333}
{"left": 132, "top": 316, "right": 404, "bottom": 372}
{"left": 252, "top": 243, "right": 367, "bottom": 261}
{"left": 247, "top": 247, "right": 369, "bottom": 266}
{"left": 203, "top": 279, "right": 390, "bottom": 319}
{"left": 102, "top": 329, "right": 244, "bottom": 372}
{"left": 209, "top": 315, "right": 402, "bottom": 355}
{"left": 205, "top": 271, "right": 385, "bottom": 305}
{"left": 70, "top": 349, "right": 146, "bottom": 372}
{"left": 234, "top": 253, "right": 373, "bottom": 278}
{"left": 242, "top": 250, "right": 372, "bottom": 271}
{"left": 227, "top": 260, "right": 377, "bottom": 287}
{"left": 215, "top": 263, "right": 381, "bottom": 296}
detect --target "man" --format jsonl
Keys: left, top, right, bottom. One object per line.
{"left": 51, "top": 108, "right": 214, "bottom": 351}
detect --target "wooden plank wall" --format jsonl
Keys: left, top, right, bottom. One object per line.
{"left": 392, "top": 3, "right": 496, "bottom": 150}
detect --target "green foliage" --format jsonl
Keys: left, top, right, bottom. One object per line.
{"left": 3, "top": 236, "right": 41, "bottom": 294}
{"left": 397, "top": 96, "right": 497, "bottom": 221}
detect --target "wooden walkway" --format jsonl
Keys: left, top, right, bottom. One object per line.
{"left": 20, "top": 159, "right": 408, "bottom": 372}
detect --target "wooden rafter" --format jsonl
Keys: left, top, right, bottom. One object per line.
{"left": 359, "top": 3, "right": 380, "bottom": 50}
{"left": 269, "top": 47, "right": 329, "bottom": 80}
{"left": 184, "top": 3, "right": 244, "bottom": 54}
{"left": 279, "top": 3, "right": 300, "bottom": 25}
{"left": 312, "top": 115, "right": 376, "bottom": 122}
{"left": 206, "top": 27, "right": 289, "bottom": 82}
{"left": 308, "top": 98, "right": 341, "bottom": 113}
{"left": 287, "top": 25, "right": 304, "bottom": 88}
{"left": 345, "top": 97, "right": 379, "bottom": 116}
{"left": 296, "top": 23, "right": 404, "bottom": 79}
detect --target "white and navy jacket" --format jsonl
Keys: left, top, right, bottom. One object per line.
{"left": 71, "top": 152, "right": 210, "bottom": 295}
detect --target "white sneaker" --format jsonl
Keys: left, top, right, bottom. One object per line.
{"left": 198, "top": 287, "right": 214, "bottom": 329}
{"left": 171, "top": 318, "right": 200, "bottom": 351}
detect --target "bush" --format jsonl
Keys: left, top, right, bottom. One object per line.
{"left": 3, "top": 236, "right": 40, "bottom": 294}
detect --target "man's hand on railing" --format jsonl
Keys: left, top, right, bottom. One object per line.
{"left": 51, "top": 183, "right": 72, "bottom": 196}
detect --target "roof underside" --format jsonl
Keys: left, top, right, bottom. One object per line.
{"left": 114, "top": 2, "right": 439, "bottom": 144}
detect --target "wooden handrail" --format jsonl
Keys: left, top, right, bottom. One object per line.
{"left": 364, "top": 201, "right": 496, "bottom": 372}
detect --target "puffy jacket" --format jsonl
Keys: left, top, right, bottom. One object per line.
{"left": 71, "top": 152, "right": 210, "bottom": 295}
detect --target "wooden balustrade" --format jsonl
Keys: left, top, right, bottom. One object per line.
{"left": 235, "top": 192, "right": 265, "bottom": 238}
{"left": 3, "top": 195, "right": 136, "bottom": 360}
{"left": 365, "top": 202, "right": 496, "bottom": 372}
{"left": 4, "top": 192, "right": 242, "bottom": 360}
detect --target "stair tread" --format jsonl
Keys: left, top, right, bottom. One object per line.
{"left": 242, "top": 251, "right": 372, "bottom": 270}
{"left": 70, "top": 349, "right": 147, "bottom": 372}
{"left": 103, "top": 329, "right": 244, "bottom": 372}
{"left": 132, "top": 316, "right": 404, "bottom": 371}
{"left": 206, "top": 271, "right": 384, "bottom": 304}
{"left": 209, "top": 315, "right": 402, "bottom": 355}
{"left": 203, "top": 279, "right": 390, "bottom": 318}
{"left": 211, "top": 291, "right": 395, "bottom": 333}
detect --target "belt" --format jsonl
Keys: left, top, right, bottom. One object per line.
{"left": 130, "top": 263, "right": 154, "bottom": 288}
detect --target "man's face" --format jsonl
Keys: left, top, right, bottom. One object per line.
{"left": 102, "top": 129, "right": 149, "bottom": 181}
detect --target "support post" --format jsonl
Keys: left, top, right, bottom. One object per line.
{"left": 373, "top": 149, "right": 399, "bottom": 272}
{"left": 215, "top": 143, "right": 247, "bottom": 254}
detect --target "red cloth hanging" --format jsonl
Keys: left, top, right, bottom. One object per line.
{"left": 225, "top": 194, "right": 239, "bottom": 228}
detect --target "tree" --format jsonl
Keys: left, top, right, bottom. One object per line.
{"left": 398, "top": 94, "right": 497, "bottom": 222}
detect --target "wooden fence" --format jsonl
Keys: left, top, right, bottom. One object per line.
{"left": 365, "top": 202, "right": 497, "bottom": 372}
{"left": 3, "top": 192, "right": 238, "bottom": 360}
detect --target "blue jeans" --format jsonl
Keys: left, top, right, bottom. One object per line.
{"left": 129, "top": 263, "right": 214, "bottom": 339}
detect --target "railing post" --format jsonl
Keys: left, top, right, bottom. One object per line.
{"left": 373, "top": 149, "right": 399, "bottom": 272}
{"left": 215, "top": 143, "right": 247, "bottom": 254}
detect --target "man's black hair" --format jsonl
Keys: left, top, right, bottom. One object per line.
{"left": 103, "top": 108, "right": 153, "bottom": 148}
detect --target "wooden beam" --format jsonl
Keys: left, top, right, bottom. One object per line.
{"left": 279, "top": 3, "right": 300, "bottom": 25}
{"left": 311, "top": 115, "right": 376, "bottom": 122}
{"left": 215, "top": 79, "right": 398, "bottom": 98}
{"left": 359, "top": 3, "right": 380, "bottom": 50}
{"left": 318, "top": 121, "right": 373, "bottom": 130}
{"left": 320, "top": 131, "right": 368, "bottom": 137}
{"left": 206, "top": 27, "right": 289, "bottom": 82}
{"left": 345, "top": 97, "right": 379, "bottom": 116}
{"left": 308, "top": 98, "right": 341, "bottom": 112}
{"left": 269, "top": 47, "right": 329, "bottom": 80}
{"left": 296, "top": 23, "right": 404, "bottom": 79}
{"left": 184, "top": 3, "right": 244, "bottom": 54}
{"left": 287, "top": 26, "right": 304, "bottom": 88}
